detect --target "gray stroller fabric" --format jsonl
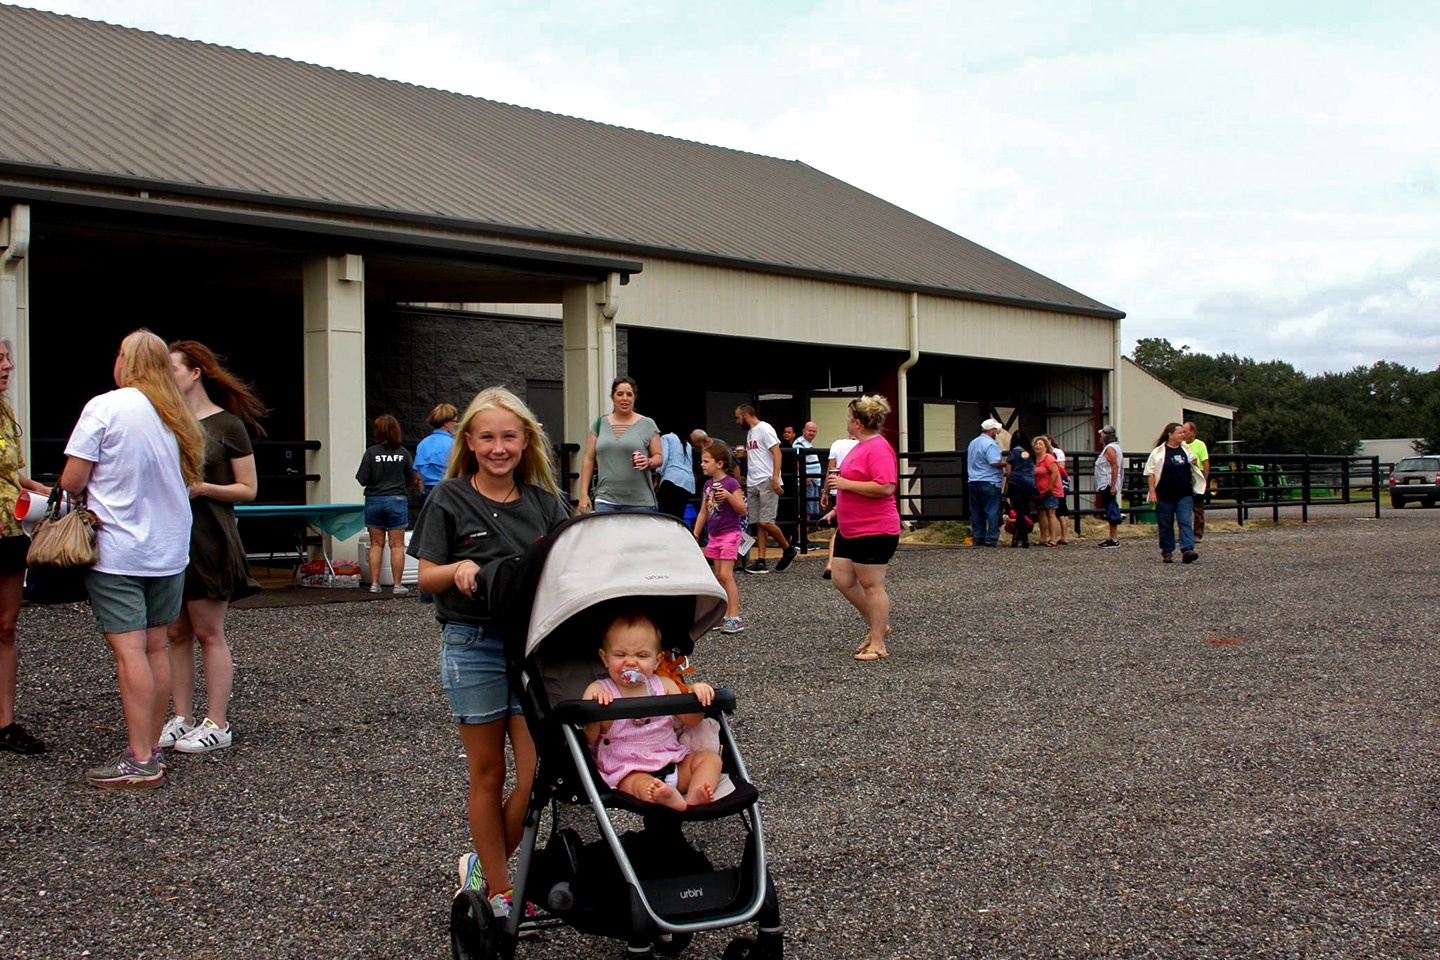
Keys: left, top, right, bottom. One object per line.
{"left": 524, "top": 513, "right": 727, "bottom": 658}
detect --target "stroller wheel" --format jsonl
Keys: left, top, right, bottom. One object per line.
{"left": 450, "top": 890, "right": 507, "bottom": 960}
{"left": 654, "top": 931, "right": 694, "bottom": 956}
{"left": 721, "top": 936, "right": 755, "bottom": 960}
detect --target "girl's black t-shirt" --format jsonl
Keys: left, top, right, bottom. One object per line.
{"left": 407, "top": 478, "right": 569, "bottom": 624}
{"left": 1156, "top": 446, "right": 1194, "bottom": 502}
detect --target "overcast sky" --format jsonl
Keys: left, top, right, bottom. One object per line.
{"left": 34, "top": 1, "right": 1440, "bottom": 374}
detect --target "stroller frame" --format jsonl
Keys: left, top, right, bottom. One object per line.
{"left": 451, "top": 512, "right": 782, "bottom": 960}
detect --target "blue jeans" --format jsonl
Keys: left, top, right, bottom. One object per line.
{"left": 968, "top": 480, "right": 1002, "bottom": 545}
{"left": 805, "top": 478, "right": 822, "bottom": 518}
{"left": 1156, "top": 496, "right": 1195, "bottom": 556}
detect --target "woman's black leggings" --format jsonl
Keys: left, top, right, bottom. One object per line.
{"left": 1009, "top": 488, "right": 1032, "bottom": 545}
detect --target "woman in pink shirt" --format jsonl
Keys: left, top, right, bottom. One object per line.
{"left": 1032, "top": 436, "right": 1062, "bottom": 547}
{"left": 829, "top": 395, "right": 902, "bottom": 661}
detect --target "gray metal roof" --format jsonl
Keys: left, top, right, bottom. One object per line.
{"left": 0, "top": 4, "right": 1122, "bottom": 318}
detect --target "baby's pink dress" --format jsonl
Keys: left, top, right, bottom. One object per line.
{"left": 591, "top": 675, "right": 691, "bottom": 789}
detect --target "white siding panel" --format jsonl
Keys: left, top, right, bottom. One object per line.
{"left": 620, "top": 257, "right": 910, "bottom": 349}
{"left": 918, "top": 295, "right": 1115, "bottom": 368}
{"left": 1118, "top": 359, "right": 1185, "bottom": 452}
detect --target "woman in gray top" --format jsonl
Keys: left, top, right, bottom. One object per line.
{"left": 576, "top": 376, "right": 662, "bottom": 513}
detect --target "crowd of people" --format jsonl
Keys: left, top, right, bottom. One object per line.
{"left": 965, "top": 418, "right": 1211, "bottom": 561}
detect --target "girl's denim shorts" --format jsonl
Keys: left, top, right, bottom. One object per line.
{"left": 439, "top": 621, "right": 522, "bottom": 725}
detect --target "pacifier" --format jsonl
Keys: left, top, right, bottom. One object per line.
{"left": 619, "top": 668, "right": 643, "bottom": 685}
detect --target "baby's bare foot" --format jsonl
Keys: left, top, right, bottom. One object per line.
{"left": 686, "top": 780, "right": 715, "bottom": 806}
{"left": 647, "top": 778, "right": 687, "bottom": 811}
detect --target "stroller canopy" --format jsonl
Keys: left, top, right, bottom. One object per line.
{"left": 523, "top": 513, "right": 728, "bottom": 658}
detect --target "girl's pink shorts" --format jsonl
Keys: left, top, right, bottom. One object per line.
{"left": 704, "top": 530, "right": 741, "bottom": 560}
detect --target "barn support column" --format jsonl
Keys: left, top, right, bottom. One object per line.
{"left": 562, "top": 275, "right": 619, "bottom": 498}
{"left": 0, "top": 204, "right": 31, "bottom": 464}
{"left": 303, "top": 253, "right": 366, "bottom": 561}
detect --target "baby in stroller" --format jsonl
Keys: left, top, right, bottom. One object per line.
{"left": 583, "top": 609, "right": 723, "bottom": 811}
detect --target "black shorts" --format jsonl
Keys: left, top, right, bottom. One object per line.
{"left": 0, "top": 535, "right": 29, "bottom": 575}
{"left": 833, "top": 532, "right": 898, "bottom": 565}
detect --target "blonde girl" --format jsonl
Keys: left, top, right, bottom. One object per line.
{"left": 408, "top": 386, "right": 568, "bottom": 929}
{"left": 60, "top": 329, "right": 204, "bottom": 789}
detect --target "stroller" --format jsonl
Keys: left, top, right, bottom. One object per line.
{"left": 450, "top": 512, "right": 783, "bottom": 960}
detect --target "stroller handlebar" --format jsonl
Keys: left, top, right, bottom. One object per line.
{"left": 551, "top": 689, "right": 737, "bottom": 725}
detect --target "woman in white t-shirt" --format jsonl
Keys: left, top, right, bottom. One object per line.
{"left": 60, "top": 329, "right": 205, "bottom": 790}
{"left": 818, "top": 435, "right": 859, "bottom": 580}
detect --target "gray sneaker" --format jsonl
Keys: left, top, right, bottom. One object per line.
{"left": 720, "top": 616, "right": 745, "bottom": 634}
{"left": 86, "top": 748, "right": 164, "bottom": 790}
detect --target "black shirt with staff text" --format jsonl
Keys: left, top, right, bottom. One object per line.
{"left": 355, "top": 443, "right": 416, "bottom": 497}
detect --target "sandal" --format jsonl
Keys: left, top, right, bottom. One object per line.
{"left": 855, "top": 624, "right": 893, "bottom": 653}
{"left": 854, "top": 648, "right": 889, "bottom": 661}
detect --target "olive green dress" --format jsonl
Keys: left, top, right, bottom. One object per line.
{"left": 185, "top": 412, "right": 262, "bottom": 602}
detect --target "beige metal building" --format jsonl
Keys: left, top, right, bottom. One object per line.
{"left": 0, "top": 5, "right": 1129, "bottom": 551}
{"left": 1116, "top": 358, "right": 1236, "bottom": 452}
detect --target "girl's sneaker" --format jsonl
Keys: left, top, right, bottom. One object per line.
{"left": 488, "top": 888, "right": 540, "bottom": 938}
{"left": 456, "top": 852, "right": 488, "bottom": 898}
{"left": 720, "top": 616, "right": 744, "bottom": 634}
{"left": 173, "top": 718, "right": 232, "bottom": 754}
{"left": 157, "top": 715, "right": 194, "bottom": 749}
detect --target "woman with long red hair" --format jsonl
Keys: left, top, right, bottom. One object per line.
{"left": 156, "top": 340, "right": 266, "bottom": 755}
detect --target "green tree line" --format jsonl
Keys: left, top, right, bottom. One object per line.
{"left": 1130, "top": 338, "right": 1440, "bottom": 456}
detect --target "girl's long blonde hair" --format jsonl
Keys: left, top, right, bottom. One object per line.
{"left": 119, "top": 329, "right": 205, "bottom": 487}
{"left": 447, "top": 386, "right": 565, "bottom": 503}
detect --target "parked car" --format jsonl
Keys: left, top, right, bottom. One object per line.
{"left": 1388, "top": 456, "right": 1440, "bottom": 508}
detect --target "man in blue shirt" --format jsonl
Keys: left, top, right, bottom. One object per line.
{"left": 966, "top": 418, "right": 1006, "bottom": 547}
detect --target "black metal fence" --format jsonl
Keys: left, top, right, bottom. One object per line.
{"left": 558, "top": 443, "right": 1385, "bottom": 553}
{"left": 775, "top": 448, "right": 1383, "bottom": 544}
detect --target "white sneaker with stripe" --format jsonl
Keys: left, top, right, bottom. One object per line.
{"left": 173, "top": 717, "right": 233, "bottom": 754}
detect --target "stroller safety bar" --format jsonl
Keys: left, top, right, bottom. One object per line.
{"left": 552, "top": 688, "right": 737, "bottom": 725}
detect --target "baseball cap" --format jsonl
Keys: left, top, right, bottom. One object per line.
{"left": 981, "top": 418, "right": 1003, "bottom": 432}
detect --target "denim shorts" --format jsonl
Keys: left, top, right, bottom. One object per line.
{"left": 84, "top": 570, "right": 185, "bottom": 635}
{"left": 439, "top": 621, "right": 521, "bottom": 725}
{"left": 365, "top": 495, "right": 409, "bottom": 530}
{"left": 1038, "top": 494, "right": 1060, "bottom": 510}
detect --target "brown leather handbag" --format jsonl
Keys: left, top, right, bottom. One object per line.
{"left": 26, "top": 488, "right": 102, "bottom": 571}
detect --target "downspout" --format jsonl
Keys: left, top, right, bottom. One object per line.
{"left": 897, "top": 292, "right": 920, "bottom": 520}
{"left": 597, "top": 271, "right": 620, "bottom": 413}
{"left": 1110, "top": 316, "right": 1123, "bottom": 445}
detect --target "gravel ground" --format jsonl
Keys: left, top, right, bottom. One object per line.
{"left": 3, "top": 509, "right": 1438, "bottom": 959}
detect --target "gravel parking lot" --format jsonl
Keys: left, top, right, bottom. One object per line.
{"left": 3, "top": 508, "right": 1438, "bottom": 959}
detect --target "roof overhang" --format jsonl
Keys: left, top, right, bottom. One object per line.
{"left": 0, "top": 170, "right": 643, "bottom": 285}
